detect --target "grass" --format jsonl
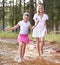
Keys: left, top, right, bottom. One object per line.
{"left": 0, "top": 31, "right": 60, "bottom": 41}
{"left": 29, "top": 32, "right": 60, "bottom": 42}
{"left": 45, "top": 32, "right": 60, "bottom": 42}
{"left": 0, "top": 31, "right": 18, "bottom": 38}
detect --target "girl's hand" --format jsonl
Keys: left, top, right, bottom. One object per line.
{"left": 4, "top": 27, "right": 11, "bottom": 31}
{"left": 32, "top": 26, "right": 36, "bottom": 29}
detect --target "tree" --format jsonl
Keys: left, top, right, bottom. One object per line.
{"left": 14, "top": 0, "right": 22, "bottom": 23}
{"left": 24, "top": 0, "right": 25, "bottom": 12}
{"left": 12, "top": 0, "right": 14, "bottom": 27}
{"left": 44, "top": 0, "right": 60, "bottom": 31}
{"left": 0, "top": 7, "right": 3, "bottom": 22}
{"left": 2, "top": 0, "right": 5, "bottom": 30}
{"left": 8, "top": 0, "right": 14, "bottom": 27}
{"left": 29, "top": 0, "right": 34, "bottom": 25}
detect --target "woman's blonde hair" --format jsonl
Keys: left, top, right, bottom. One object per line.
{"left": 37, "top": 4, "right": 44, "bottom": 14}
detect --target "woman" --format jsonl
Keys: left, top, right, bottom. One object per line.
{"left": 32, "top": 4, "right": 49, "bottom": 56}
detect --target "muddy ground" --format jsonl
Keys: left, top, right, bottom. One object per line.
{"left": 0, "top": 38, "right": 60, "bottom": 65}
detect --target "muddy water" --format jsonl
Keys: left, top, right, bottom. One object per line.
{"left": 0, "top": 41, "right": 60, "bottom": 65}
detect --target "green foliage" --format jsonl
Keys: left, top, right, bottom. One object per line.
{"left": 45, "top": 32, "right": 60, "bottom": 42}
{"left": 14, "top": 3, "right": 22, "bottom": 22}
{"left": 0, "top": 0, "right": 60, "bottom": 32}
{"left": 8, "top": 3, "right": 23, "bottom": 27}
{"left": 45, "top": 0, "right": 60, "bottom": 31}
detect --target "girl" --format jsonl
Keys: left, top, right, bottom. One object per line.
{"left": 5, "top": 12, "right": 32, "bottom": 62}
{"left": 32, "top": 4, "right": 49, "bottom": 56}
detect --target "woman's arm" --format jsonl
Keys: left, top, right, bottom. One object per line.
{"left": 44, "top": 21, "right": 47, "bottom": 35}
{"left": 44, "top": 21, "right": 47, "bottom": 29}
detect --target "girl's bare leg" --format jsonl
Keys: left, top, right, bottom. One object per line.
{"left": 22, "top": 42, "right": 26, "bottom": 58}
{"left": 19, "top": 42, "right": 23, "bottom": 60}
{"left": 18, "top": 42, "right": 26, "bottom": 62}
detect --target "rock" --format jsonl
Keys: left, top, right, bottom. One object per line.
{"left": 56, "top": 49, "right": 60, "bottom": 52}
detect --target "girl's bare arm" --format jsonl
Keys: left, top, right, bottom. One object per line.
{"left": 33, "top": 19, "right": 39, "bottom": 29}
{"left": 29, "top": 25, "right": 33, "bottom": 31}
{"left": 5, "top": 24, "right": 20, "bottom": 31}
{"left": 29, "top": 19, "right": 39, "bottom": 30}
{"left": 10, "top": 24, "right": 20, "bottom": 30}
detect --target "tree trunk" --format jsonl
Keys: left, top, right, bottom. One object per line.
{"left": 12, "top": 0, "right": 14, "bottom": 32}
{"left": 2, "top": 0, "right": 5, "bottom": 31}
{"left": 19, "top": 0, "right": 22, "bottom": 12}
{"left": 24, "top": 0, "right": 25, "bottom": 12}
{"left": 15, "top": 0, "right": 18, "bottom": 32}
{"left": 29, "top": 0, "right": 34, "bottom": 25}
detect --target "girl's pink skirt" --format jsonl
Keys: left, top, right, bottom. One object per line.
{"left": 17, "top": 34, "right": 30, "bottom": 44}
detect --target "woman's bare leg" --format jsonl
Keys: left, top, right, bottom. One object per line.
{"left": 40, "top": 37, "right": 45, "bottom": 55}
{"left": 36, "top": 37, "right": 40, "bottom": 56}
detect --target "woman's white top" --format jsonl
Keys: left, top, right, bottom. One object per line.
{"left": 32, "top": 13, "right": 49, "bottom": 37}
{"left": 18, "top": 20, "right": 31, "bottom": 34}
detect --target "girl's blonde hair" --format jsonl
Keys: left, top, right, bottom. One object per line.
{"left": 37, "top": 4, "right": 44, "bottom": 14}
{"left": 23, "top": 12, "right": 29, "bottom": 17}
{"left": 23, "top": 12, "right": 30, "bottom": 19}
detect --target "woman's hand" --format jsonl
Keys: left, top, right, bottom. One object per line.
{"left": 45, "top": 29, "right": 48, "bottom": 36}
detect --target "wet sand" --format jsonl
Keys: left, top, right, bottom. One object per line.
{"left": 0, "top": 41, "right": 60, "bottom": 65}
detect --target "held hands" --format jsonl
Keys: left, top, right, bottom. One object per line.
{"left": 32, "top": 25, "right": 36, "bottom": 29}
{"left": 32, "top": 19, "right": 39, "bottom": 30}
